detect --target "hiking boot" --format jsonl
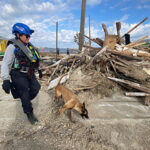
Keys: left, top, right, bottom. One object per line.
{"left": 26, "top": 112, "right": 38, "bottom": 125}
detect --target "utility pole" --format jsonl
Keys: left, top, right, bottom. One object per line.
{"left": 56, "top": 21, "right": 59, "bottom": 60}
{"left": 79, "top": 0, "right": 86, "bottom": 51}
{"left": 89, "top": 16, "right": 91, "bottom": 46}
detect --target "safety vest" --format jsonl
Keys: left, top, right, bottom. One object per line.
{"left": 7, "top": 38, "right": 40, "bottom": 70}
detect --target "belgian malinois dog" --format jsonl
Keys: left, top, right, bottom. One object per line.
{"left": 55, "top": 74, "right": 89, "bottom": 121}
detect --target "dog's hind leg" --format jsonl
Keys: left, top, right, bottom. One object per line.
{"left": 54, "top": 90, "right": 61, "bottom": 102}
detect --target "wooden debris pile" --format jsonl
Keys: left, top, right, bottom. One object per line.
{"left": 40, "top": 17, "right": 150, "bottom": 106}
{"left": 39, "top": 54, "right": 86, "bottom": 87}
{"left": 82, "top": 17, "right": 150, "bottom": 106}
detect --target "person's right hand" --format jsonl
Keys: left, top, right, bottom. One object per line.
{"left": 2, "top": 80, "right": 11, "bottom": 94}
{"left": 38, "top": 69, "right": 43, "bottom": 78}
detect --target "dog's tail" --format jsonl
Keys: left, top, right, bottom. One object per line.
{"left": 56, "top": 73, "right": 67, "bottom": 86}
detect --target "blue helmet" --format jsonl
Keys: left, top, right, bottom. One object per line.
{"left": 12, "top": 23, "right": 34, "bottom": 35}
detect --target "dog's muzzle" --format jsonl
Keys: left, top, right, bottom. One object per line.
{"left": 81, "top": 114, "right": 89, "bottom": 119}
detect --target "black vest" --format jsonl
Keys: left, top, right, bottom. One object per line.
{"left": 7, "top": 39, "right": 40, "bottom": 69}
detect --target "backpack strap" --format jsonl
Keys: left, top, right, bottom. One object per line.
{"left": 9, "top": 38, "right": 35, "bottom": 62}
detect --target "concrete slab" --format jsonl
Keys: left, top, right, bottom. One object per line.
{"left": 88, "top": 92, "right": 150, "bottom": 119}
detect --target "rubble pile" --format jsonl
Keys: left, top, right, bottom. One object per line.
{"left": 39, "top": 17, "right": 150, "bottom": 106}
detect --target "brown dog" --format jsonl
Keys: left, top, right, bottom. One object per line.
{"left": 54, "top": 74, "right": 89, "bottom": 121}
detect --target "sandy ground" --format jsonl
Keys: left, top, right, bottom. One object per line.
{"left": 0, "top": 67, "right": 150, "bottom": 150}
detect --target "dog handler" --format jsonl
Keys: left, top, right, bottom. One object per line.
{"left": 1, "top": 23, "right": 42, "bottom": 125}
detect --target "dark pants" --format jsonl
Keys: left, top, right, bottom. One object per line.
{"left": 10, "top": 70, "right": 41, "bottom": 114}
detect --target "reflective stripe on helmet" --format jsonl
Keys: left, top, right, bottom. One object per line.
{"left": 12, "top": 23, "right": 34, "bottom": 35}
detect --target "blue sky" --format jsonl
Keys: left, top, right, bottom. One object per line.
{"left": 0, "top": 0, "right": 150, "bottom": 49}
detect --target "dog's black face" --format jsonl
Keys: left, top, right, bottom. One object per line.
{"left": 80, "top": 102, "right": 89, "bottom": 119}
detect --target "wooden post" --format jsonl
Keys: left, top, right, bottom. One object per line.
{"left": 116, "top": 22, "right": 121, "bottom": 44}
{"left": 89, "top": 16, "right": 91, "bottom": 46}
{"left": 102, "top": 24, "right": 108, "bottom": 36}
{"left": 79, "top": 0, "right": 86, "bottom": 51}
{"left": 56, "top": 21, "right": 59, "bottom": 60}
{"left": 102, "top": 23, "right": 117, "bottom": 49}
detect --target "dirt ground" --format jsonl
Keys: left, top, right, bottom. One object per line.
{"left": 0, "top": 66, "right": 150, "bottom": 150}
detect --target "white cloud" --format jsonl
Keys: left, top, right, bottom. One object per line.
{"left": 87, "top": 0, "right": 102, "bottom": 6}
{"left": 85, "top": 26, "right": 103, "bottom": 38}
{"left": 129, "top": 24, "right": 150, "bottom": 40}
{"left": 59, "top": 29, "right": 76, "bottom": 42}
{"left": 3, "top": 4, "right": 14, "bottom": 13}
{"left": 120, "top": 14, "right": 130, "bottom": 22}
{"left": 0, "top": 0, "right": 79, "bottom": 47}
{"left": 0, "top": 0, "right": 149, "bottom": 49}
{"left": 36, "top": 2, "right": 55, "bottom": 12}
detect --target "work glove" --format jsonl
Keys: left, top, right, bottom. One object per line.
{"left": 38, "top": 69, "right": 43, "bottom": 78}
{"left": 2, "top": 80, "right": 11, "bottom": 94}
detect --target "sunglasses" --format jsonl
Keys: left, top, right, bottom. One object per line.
{"left": 21, "top": 34, "right": 30, "bottom": 38}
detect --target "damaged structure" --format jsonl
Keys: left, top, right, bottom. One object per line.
{"left": 40, "top": 17, "right": 150, "bottom": 106}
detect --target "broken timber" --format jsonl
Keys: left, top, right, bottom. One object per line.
{"left": 126, "top": 35, "right": 148, "bottom": 48}
{"left": 119, "top": 17, "right": 148, "bottom": 40}
{"left": 108, "top": 77, "right": 150, "bottom": 94}
{"left": 84, "top": 35, "right": 103, "bottom": 47}
{"left": 83, "top": 45, "right": 101, "bottom": 51}
{"left": 125, "top": 92, "right": 150, "bottom": 97}
{"left": 102, "top": 24, "right": 117, "bottom": 49}
{"left": 106, "top": 49, "right": 144, "bottom": 61}
{"left": 86, "top": 46, "right": 108, "bottom": 68}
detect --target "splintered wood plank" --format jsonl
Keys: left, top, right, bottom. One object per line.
{"left": 120, "top": 17, "right": 148, "bottom": 40}
{"left": 125, "top": 92, "right": 150, "bottom": 97}
{"left": 108, "top": 77, "right": 150, "bottom": 94}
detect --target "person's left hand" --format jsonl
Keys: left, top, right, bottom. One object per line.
{"left": 38, "top": 70, "right": 42, "bottom": 78}
{"left": 2, "top": 80, "right": 11, "bottom": 94}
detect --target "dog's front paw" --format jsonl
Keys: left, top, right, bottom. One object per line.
{"left": 70, "top": 120, "right": 76, "bottom": 123}
{"left": 55, "top": 112, "right": 60, "bottom": 119}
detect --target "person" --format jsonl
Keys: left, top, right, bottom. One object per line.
{"left": 66, "top": 48, "right": 70, "bottom": 55}
{"left": 1, "top": 23, "right": 43, "bottom": 125}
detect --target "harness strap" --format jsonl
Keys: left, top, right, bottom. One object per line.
{"left": 28, "top": 43, "right": 40, "bottom": 59}
{"left": 9, "top": 38, "right": 35, "bottom": 61}
{"left": 11, "top": 66, "right": 30, "bottom": 73}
